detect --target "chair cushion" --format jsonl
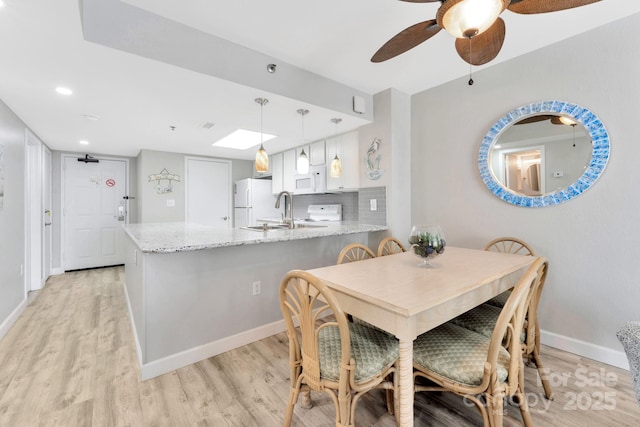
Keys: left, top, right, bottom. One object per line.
{"left": 318, "top": 323, "right": 399, "bottom": 383}
{"left": 413, "top": 323, "right": 510, "bottom": 386}
{"left": 486, "top": 290, "right": 511, "bottom": 308}
{"left": 451, "top": 303, "right": 526, "bottom": 343}
{"left": 451, "top": 303, "right": 502, "bottom": 339}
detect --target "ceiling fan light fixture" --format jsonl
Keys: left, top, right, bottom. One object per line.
{"left": 559, "top": 116, "right": 577, "bottom": 126}
{"left": 437, "top": 0, "right": 508, "bottom": 39}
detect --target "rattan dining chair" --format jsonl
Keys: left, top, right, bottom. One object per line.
{"left": 337, "top": 243, "right": 376, "bottom": 264}
{"left": 279, "top": 270, "right": 399, "bottom": 427}
{"left": 484, "top": 237, "right": 536, "bottom": 308}
{"left": 377, "top": 237, "right": 407, "bottom": 257}
{"left": 450, "top": 258, "right": 554, "bottom": 400}
{"left": 413, "top": 257, "right": 545, "bottom": 427}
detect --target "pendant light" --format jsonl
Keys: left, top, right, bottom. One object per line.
{"left": 296, "top": 109, "right": 310, "bottom": 174}
{"left": 254, "top": 97, "right": 269, "bottom": 173}
{"left": 330, "top": 118, "right": 342, "bottom": 178}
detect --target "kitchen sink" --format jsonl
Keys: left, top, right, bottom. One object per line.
{"left": 241, "top": 224, "right": 290, "bottom": 231}
{"left": 242, "top": 223, "right": 328, "bottom": 232}
{"left": 293, "top": 223, "right": 327, "bottom": 229}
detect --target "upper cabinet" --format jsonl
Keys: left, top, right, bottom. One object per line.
{"left": 326, "top": 131, "right": 359, "bottom": 191}
{"left": 270, "top": 152, "right": 283, "bottom": 194}
{"left": 272, "top": 132, "right": 359, "bottom": 194}
{"left": 310, "top": 140, "right": 325, "bottom": 165}
{"left": 283, "top": 149, "right": 296, "bottom": 192}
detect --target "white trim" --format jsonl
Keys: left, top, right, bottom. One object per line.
{"left": 50, "top": 268, "right": 65, "bottom": 276}
{"left": 139, "top": 320, "right": 286, "bottom": 381}
{"left": 541, "top": 329, "right": 630, "bottom": 370}
{"left": 123, "top": 281, "right": 144, "bottom": 369}
{"left": 0, "top": 298, "right": 27, "bottom": 341}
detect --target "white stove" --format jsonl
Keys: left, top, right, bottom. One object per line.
{"left": 307, "top": 204, "right": 342, "bottom": 222}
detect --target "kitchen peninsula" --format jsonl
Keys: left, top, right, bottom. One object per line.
{"left": 123, "top": 221, "right": 387, "bottom": 379}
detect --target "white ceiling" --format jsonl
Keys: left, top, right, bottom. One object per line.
{"left": 0, "top": 0, "right": 639, "bottom": 160}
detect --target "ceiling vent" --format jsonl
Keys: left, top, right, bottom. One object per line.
{"left": 199, "top": 121, "right": 215, "bottom": 130}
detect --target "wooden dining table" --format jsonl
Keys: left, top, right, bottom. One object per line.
{"left": 305, "top": 246, "right": 535, "bottom": 427}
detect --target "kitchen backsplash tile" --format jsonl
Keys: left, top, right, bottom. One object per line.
{"left": 291, "top": 186, "right": 387, "bottom": 225}
{"left": 292, "top": 192, "right": 358, "bottom": 221}
{"left": 358, "top": 187, "right": 387, "bottom": 225}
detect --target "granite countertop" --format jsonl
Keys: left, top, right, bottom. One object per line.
{"left": 124, "top": 222, "right": 388, "bottom": 253}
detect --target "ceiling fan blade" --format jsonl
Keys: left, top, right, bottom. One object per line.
{"left": 454, "top": 18, "right": 505, "bottom": 66}
{"left": 371, "top": 19, "right": 441, "bottom": 63}
{"left": 508, "top": 0, "right": 600, "bottom": 14}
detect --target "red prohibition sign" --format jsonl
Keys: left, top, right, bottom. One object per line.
{"left": 106, "top": 178, "right": 116, "bottom": 187}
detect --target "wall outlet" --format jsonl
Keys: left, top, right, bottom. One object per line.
{"left": 252, "top": 281, "right": 261, "bottom": 296}
{"left": 553, "top": 171, "right": 564, "bottom": 178}
{"left": 370, "top": 199, "right": 377, "bottom": 211}
{"left": 166, "top": 199, "right": 175, "bottom": 207}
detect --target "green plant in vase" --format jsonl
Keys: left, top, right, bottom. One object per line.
{"left": 409, "top": 225, "right": 445, "bottom": 266}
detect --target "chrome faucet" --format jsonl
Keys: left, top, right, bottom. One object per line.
{"left": 275, "top": 191, "right": 294, "bottom": 229}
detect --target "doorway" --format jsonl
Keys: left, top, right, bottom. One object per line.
{"left": 62, "top": 155, "right": 128, "bottom": 271}
{"left": 25, "top": 130, "right": 44, "bottom": 291}
{"left": 185, "top": 157, "right": 231, "bottom": 228}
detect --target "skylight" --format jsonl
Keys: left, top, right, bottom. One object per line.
{"left": 212, "top": 129, "right": 276, "bottom": 150}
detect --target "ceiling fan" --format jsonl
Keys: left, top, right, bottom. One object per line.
{"left": 371, "top": 0, "right": 601, "bottom": 67}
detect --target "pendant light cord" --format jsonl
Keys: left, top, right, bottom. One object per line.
{"left": 468, "top": 37, "right": 474, "bottom": 86}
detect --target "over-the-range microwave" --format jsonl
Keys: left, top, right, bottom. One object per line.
{"left": 293, "top": 164, "right": 327, "bottom": 194}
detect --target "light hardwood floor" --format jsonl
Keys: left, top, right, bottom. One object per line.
{"left": 0, "top": 266, "right": 639, "bottom": 426}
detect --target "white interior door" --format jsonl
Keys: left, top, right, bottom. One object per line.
{"left": 185, "top": 157, "right": 231, "bottom": 228}
{"left": 42, "top": 146, "right": 52, "bottom": 283}
{"left": 63, "top": 156, "right": 127, "bottom": 271}
{"left": 26, "top": 130, "right": 42, "bottom": 291}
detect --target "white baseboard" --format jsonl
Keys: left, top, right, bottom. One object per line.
{"left": 139, "top": 320, "right": 287, "bottom": 381}
{"left": 541, "top": 329, "right": 630, "bottom": 370}
{"left": 0, "top": 298, "right": 27, "bottom": 341}
{"left": 50, "top": 268, "right": 64, "bottom": 276}
{"left": 122, "top": 282, "right": 144, "bottom": 369}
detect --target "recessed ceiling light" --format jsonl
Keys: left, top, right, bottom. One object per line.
{"left": 79, "top": 140, "right": 89, "bottom": 145}
{"left": 212, "top": 129, "right": 276, "bottom": 150}
{"left": 55, "top": 86, "right": 73, "bottom": 96}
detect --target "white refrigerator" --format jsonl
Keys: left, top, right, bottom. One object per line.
{"left": 234, "top": 178, "right": 282, "bottom": 228}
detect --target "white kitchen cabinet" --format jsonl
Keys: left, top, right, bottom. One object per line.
{"left": 326, "top": 131, "right": 360, "bottom": 191}
{"left": 310, "top": 140, "right": 325, "bottom": 165}
{"left": 283, "top": 149, "right": 296, "bottom": 192}
{"left": 270, "top": 152, "right": 283, "bottom": 194}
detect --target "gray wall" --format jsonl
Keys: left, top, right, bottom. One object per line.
{"left": 411, "top": 12, "right": 640, "bottom": 365}
{"left": 136, "top": 149, "right": 253, "bottom": 223}
{"left": 359, "top": 89, "right": 412, "bottom": 251}
{"left": 0, "top": 98, "right": 27, "bottom": 329}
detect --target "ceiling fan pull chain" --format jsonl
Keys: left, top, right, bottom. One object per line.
{"left": 468, "top": 38, "right": 474, "bottom": 86}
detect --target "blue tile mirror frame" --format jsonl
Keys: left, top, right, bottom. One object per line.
{"left": 478, "top": 100, "right": 610, "bottom": 208}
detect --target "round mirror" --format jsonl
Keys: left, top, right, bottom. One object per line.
{"left": 478, "top": 101, "right": 610, "bottom": 207}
